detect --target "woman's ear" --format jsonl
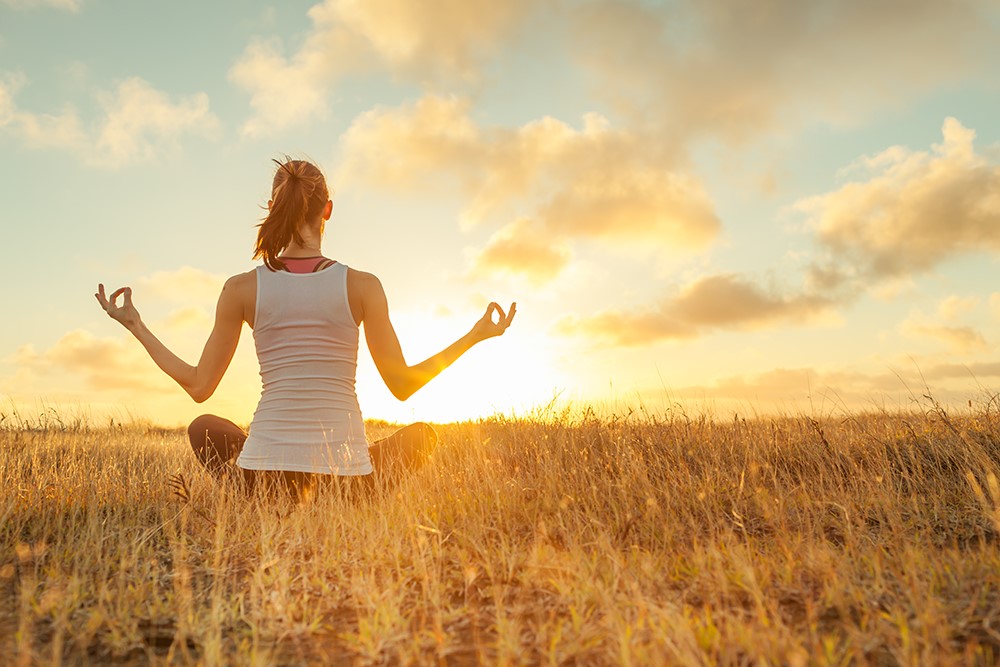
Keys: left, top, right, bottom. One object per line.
{"left": 323, "top": 199, "right": 333, "bottom": 220}
{"left": 267, "top": 199, "right": 274, "bottom": 212}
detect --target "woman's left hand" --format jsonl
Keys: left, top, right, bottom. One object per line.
{"left": 470, "top": 302, "right": 516, "bottom": 343}
{"left": 95, "top": 284, "right": 142, "bottom": 332}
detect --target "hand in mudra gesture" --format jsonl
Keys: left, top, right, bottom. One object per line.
{"left": 95, "top": 284, "right": 142, "bottom": 331}
{"left": 470, "top": 302, "right": 516, "bottom": 343}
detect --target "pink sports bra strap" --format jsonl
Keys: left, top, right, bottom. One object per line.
{"left": 277, "top": 256, "right": 336, "bottom": 274}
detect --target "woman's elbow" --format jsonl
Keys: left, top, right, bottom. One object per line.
{"left": 390, "top": 385, "right": 415, "bottom": 402}
{"left": 187, "top": 385, "right": 213, "bottom": 403}
{"left": 382, "top": 370, "right": 416, "bottom": 401}
{"left": 387, "top": 376, "right": 418, "bottom": 401}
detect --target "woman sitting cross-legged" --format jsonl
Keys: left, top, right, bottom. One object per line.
{"left": 95, "top": 158, "right": 515, "bottom": 502}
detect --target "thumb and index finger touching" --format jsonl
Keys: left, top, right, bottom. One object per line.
{"left": 94, "top": 283, "right": 133, "bottom": 312}
{"left": 484, "top": 301, "right": 517, "bottom": 330}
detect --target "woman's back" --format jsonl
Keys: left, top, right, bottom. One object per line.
{"left": 237, "top": 261, "right": 373, "bottom": 475}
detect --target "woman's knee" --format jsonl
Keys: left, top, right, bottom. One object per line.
{"left": 408, "top": 422, "right": 438, "bottom": 456}
{"left": 410, "top": 422, "right": 438, "bottom": 450}
{"left": 187, "top": 414, "right": 217, "bottom": 449}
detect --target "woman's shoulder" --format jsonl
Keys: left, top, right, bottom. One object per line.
{"left": 346, "top": 266, "right": 381, "bottom": 289}
{"left": 219, "top": 270, "right": 257, "bottom": 301}
{"left": 345, "top": 267, "right": 385, "bottom": 315}
{"left": 225, "top": 269, "right": 257, "bottom": 288}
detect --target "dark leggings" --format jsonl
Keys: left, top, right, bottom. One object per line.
{"left": 187, "top": 414, "right": 438, "bottom": 502}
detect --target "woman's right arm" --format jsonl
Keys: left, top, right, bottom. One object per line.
{"left": 357, "top": 272, "right": 515, "bottom": 401}
{"left": 95, "top": 277, "right": 247, "bottom": 403}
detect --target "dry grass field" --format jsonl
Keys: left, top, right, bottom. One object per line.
{"left": 2, "top": 398, "right": 1000, "bottom": 666}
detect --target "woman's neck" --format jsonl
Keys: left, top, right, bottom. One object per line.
{"left": 282, "top": 225, "right": 324, "bottom": 258}
{"left": 281, "top": 243, "right": 322, "bottom": 258}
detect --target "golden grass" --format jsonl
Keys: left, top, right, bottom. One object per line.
{"left": 2, "top": 402, "right": 1000, "bottom": 665}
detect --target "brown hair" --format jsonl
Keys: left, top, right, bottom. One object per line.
{"left": 253, "top": 158, "right": 330, "bottom": 271}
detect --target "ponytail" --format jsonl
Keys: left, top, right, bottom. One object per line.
{"left": 253, "top": 158, "right": 329, "bottom": 271}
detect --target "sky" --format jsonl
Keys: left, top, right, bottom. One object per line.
{"left": 2, "top": 0, "right": 1000, "bottom": 426}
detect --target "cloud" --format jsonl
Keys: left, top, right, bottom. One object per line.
{"left": 923, "top": 361, "right": 1000, "bottom": 382}
{"left": 92, "top": 79, "right": 217, "bottom": 166}
{"left": 1, "top": 0, "right": 79, "bottom": 10}
{"left": 557, "top": 273, "right": 832, "bottom": 345}
{"left": 230, "top": 0, "right": 539, "bottom": 135}
{"left": 543, "top": 115, "right": 994, "bottom": 348}
{"left": 900, "top": 320, "right": 988, "bottom": 354}
{"left": 0, "top": 72, "right": 88, "bottom": 150}
{"left": 14, "top": 330, "right": 173, "bottom": 394}
{"left": 937, "top": 295, "right": 980, "bottom": 321}
{"left": 229, "top": 34, "right": 355, "bottom": 137}
{"left": 665, "top": 361, "right": 1000, "bottom": 410}
{"left": 899, "top": 314, "right": 988, "bottom": 354}
{"left": 137, "top": 266, "right": 226, "bottom": 305}
{"left": 671, "top": 367, "right": 898, "bottom": 405}
{"left": 470, "top": 219, "right": 571, "bottom": 285}
{"left": 6, "top": 322, "right": 261, "bottom": 424}
{"left": 231, "top": 0, "right": 999, "bottom": 140}
{"left": 869, "top": 277, "right": 916, "bottom": 302}
{"left": 338, "top": 95, "right": 482, "bottom": 193}
{"left": 798, "top": 118, "right": 1000, "bottom": 282}
{"left": 897, "top": 294, "right": 988, "bottom": 354}
{"left": 0, "top": 74, "right": 218, "bottom": 167}
{"left": 330, "top": 0, "right": 536, "bottom": 80}
{"left": 569, "top": 0, "right": 999, "bottom": 144}
{"left": 163, "top": 307, "right": 213, "bottom": 332}
{"left": 340, "top": 95, "right": 720, "bottom": 281}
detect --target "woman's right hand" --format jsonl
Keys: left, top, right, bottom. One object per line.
{"left": 95, "top": 284, "right": 143, "bottom": 332}
{"left": 469, "top": 302, "right": 516, "bottom": 343}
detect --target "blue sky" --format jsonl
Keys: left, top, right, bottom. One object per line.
{"left": 2, "top": 0, "right": 1000, "bottom": 425}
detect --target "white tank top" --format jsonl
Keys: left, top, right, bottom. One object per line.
{"left": 236, "top": 262, "right": 373, "bottom": 475}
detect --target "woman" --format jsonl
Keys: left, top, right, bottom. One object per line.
{"left": 95, "top": 158, "right": 515, "bottom": 501}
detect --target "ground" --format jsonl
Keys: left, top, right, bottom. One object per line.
{"left": 2, "top": 402, "right": 999, "bottom": 665}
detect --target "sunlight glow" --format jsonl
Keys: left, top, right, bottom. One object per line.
{"left": 356, "top": 309, "right": 562, "bottom": 424}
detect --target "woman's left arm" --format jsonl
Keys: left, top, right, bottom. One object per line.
{"left": 95, "top": 277, "right": 245, "bottom": 403}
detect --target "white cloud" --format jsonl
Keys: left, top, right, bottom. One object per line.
{"left": 566, "top": 117, "right": 1000, "bottom": 348}
{"left": 869, "top": 277, "right": 916, "bottom": 302}
{"left": 799, "top": 118, "right": 1000, "bottom": 282}
{"left": 339, "top": 95, "right": 720, "bottom": 282}
{"left": 0, "top": 72, "right": 88, "bottom": 150}
{"left": 6, "top": 322, "right": 261, "bottom": 425}
{"left": 229, "top": 0, "right": 540, "bottom": 135}
{"left": 558, "top": 273, "right": 832, "bottom": 345}
{"left": 469, "top": 218, "right": 571, "bottom": 285}
{"left": 330, "top": 0, "right": 534, "bottom": 80}
{"left": 899, "top": 294, "right": 989, "bottom": 354}
{"left": 570, "top": 0, "right": 1000, "bottom": 143}
{"left": 92, "top": 78, "right": 217, "bottom": 166}
{"left": 937, "top": 295, "right": 980, "bottom": 321}
{"left": 162, "top": 307, "right": 213, "bottom": 332}
{"left": 137, "top": 266, "right": 227, "bottom": 305}
{"left": 899, "top": 319, "right": 988, "bottom": 354}
{"left": 14, "top": 330, "right": 174, "bottom": 394}
{"left": 667, "top": 360, "right": 1000, "bottom": 410}
{"left": 0, "top": 74, "right": 218, "bottom": 167}
{"left": 229, "top": 35, "right": 352, "bottom": 137}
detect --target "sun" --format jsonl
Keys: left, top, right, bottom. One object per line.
{"left": 355, "top": 308, "right": 560, "bottom": 424}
